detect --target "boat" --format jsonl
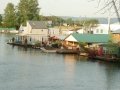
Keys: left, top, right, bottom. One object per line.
{"left": 90, "top": 56, "right": 120, "bottom": 62}
{"left": 40, "top": 47, "right": 57, "bottom": 53}
{"left": 56, "top": 49, "right": 80, "bottom": 54}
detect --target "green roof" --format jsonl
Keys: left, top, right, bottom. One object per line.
{"left": 72, "top": 33, "right": 110, "bottom": 43}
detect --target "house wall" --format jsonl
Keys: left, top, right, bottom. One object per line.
{"left": 77, "top": 29, "right": 84, "bottom": 34}
{"left": 19, "top": 25, "right": 27, "bottom": 34}
{"left": 29, "top": 29, "right": 49, "bottom": 42}
{"left": 31, "top": 29, "right": 48, "bottom": 36}
{"left": 49, "top": 28, "right": 60, "bottom": 36}
{"left": 27, "top": 35, "right": 48, "bottom": 43}
{"left": 65, "top": 35, "right": 77, "bottom": 42}
{"left": 77, "top": 24, "right": 109, "bottom": 34}
{"left": 27, "top": 22, "right": 32, "bottom": 34}
{"left": 112, "top": 34, "right": 120, "bottom": 43}
{"left": 92, "top": 24, "right": 109, "bottom": 34}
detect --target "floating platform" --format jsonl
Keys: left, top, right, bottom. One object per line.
{"left": 7, "top": 42, "right": 33, "bottom": 48}
{"left": 40, "top": 47, "right": 57, "bottom": 53}
{"left": 56, "top": 49, "right": 79, "bottom": 54}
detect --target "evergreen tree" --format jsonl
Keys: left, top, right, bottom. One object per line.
{"left": 3, "top": 3, "right": 16, "bottom": 27}
{"left": 17, "top": 0, "right": 40, "bottom": 25}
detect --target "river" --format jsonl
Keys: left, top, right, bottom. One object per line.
{"left": 0, "top": 34, "right": 120, "bottom": 90}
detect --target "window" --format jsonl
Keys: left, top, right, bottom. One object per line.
{"left": 101, "top": 29, "right": 103, "bottom": 33}
{"left": 96, "top": 29, "right": 99, "bottom": 33}
{"left": 91, "top": 31, "right": 93, "bottom": 34}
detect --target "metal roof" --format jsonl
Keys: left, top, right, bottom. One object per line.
{"left": 28, "top": 21, "right": 48, "bottom": 29}
{"left": 71, "top": 33, "right": 110, "bottom": 43}
{"left": 112, "top": 29, "right": 120, "bottom": 34}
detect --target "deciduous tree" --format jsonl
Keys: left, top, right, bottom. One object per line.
{"left": 17, "top": 0, "right": 40, "bottom": 25}
{"left": 0, "top": 14, "right": 2, "bottom": 26}
{"left": 3, "top": 3, "right": 16, "bottom": 27}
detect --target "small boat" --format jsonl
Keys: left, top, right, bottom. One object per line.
{"left": 80, "top": 52, "right": 88, "bottom": 57}
{"left": 40, "top": 47, "right": 57, "bottom": 53}
{"left": 56, "top": 49, "right": 80, "bottom": 54}
{"left": 91, "top": 56, "right": 120, "bottom": 62}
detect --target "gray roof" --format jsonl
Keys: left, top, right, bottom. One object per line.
{"left": 28, "top": 21, "right": 48, "bottom": 29}
{"left": 112, "top": 29, "right": 120, "bottom": 34}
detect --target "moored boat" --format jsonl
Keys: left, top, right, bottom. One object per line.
{"left": 91, "top": 56, "right": 120, "bottom": 62}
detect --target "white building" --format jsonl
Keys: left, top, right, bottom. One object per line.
{"left": 92, "top": 24, "right": 109, "bottom": 34}
{"left": 77, "top": 23, "right": 120, "bottom": 34}
{"left": 19, "top": 21, "right": 49, "bottom": 43}
{"left": 19, "top": 21, "right": 61, "bottom": 43}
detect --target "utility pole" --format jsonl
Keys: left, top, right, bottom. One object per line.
{"left": 112, "top": 0, "right": 120, "bottom": 24}
{"left": 108, "top": 3, "right": 111, "bottom": 34}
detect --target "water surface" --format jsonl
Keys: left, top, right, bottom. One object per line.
{"left": 0, "top": 34, "right": 120, "bottom": 90}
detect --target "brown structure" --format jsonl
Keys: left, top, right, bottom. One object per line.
{"left": 112, "top": 29, "right": 120, "bottom": 43}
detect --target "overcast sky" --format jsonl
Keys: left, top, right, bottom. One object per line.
{"left": 0, "top": 0, "right": 113, "bottom": 17}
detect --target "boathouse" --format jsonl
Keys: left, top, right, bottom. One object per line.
{"left": 112, "top": 29, "right": 120, "bottom": 43}
{"left": 18, "top": 21, "right": 50, "bottom": 44}
{"left": 63, "top": 33, "right": 110, "bottom": 49}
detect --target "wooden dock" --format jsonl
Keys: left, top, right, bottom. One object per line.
{"left": 7, "top": 42, "right": 33, "bottom": 48}
{"left": 56, "top": 49, "right": 80, "bottom": 54}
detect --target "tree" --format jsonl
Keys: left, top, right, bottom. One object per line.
{"left": 0, "top": 14, "right": 2, "bottom": 26}
{"left": 80, "top": 19, "right": 99, "bottom": 33}
{"left": 28, "top": 0, "right": 40, "bottom": 20}
{"left": 66, "top": 18, "right": 74, "bottom": 26}
{"left": 41, "top": 16, "right": 65, "bottom": 26}
{"left": 3, "top": 3, "right": 16, "bottom": 27}
{"left": 17, "top": 0, "right": 40, "bottom": 25}
{"left": 93, "top": 0, "right": 120, "bottom": 23}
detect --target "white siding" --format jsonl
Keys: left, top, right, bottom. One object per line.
{"left": 27, "top": 34, "right": 48, "bottom": 42}
{"left": 92, "top": 24, "right": 109, "bottom": 34}
{"left": 31, "top": 29, "right": 48, "bottom": 36}
{"left": 77, "top": 29, "right": 84, "bottom": 34}
{"left": 65, "top": 35, "right": 77, "bottom": 42}
{"left": 49, "top": 28, "right": 60, "bottom": 36}
{"left": 27, "top": 22, "right": 32, "bottom": 34}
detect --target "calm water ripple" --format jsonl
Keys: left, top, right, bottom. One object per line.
{"left": 0, "top": 34, "right": 120, "bottom": 90}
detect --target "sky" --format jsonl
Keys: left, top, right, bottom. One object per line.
{"left": 0, "top": 0, "right": 114, "bottom": 18}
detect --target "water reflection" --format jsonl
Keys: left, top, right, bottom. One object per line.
{"left": 98, "top": 62, "right": 120, "bottom": 90}
{"left": 64, "top": 55, "right": 76, "bottom": 81}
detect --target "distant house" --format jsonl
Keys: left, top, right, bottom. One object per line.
{"left": 63, "top": 33, "right": 110, "bottom": 49}
{"left": 77, "top": 24, "right": 120, "bottom": 34}
{"left": 76, "top": 24, "right": 109, "bottom": 34}
{"left": 92, "top": 24, "right": 109, "bottom": 34}
{"left": 112, "top": 29, "right": 120, "bottom": 43}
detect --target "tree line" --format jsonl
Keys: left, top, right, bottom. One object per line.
{"left": 0, "top": 0, "right": 99, "bottom": 29}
